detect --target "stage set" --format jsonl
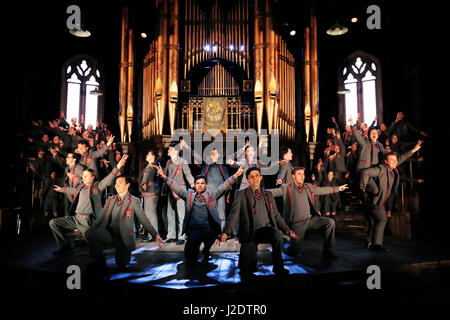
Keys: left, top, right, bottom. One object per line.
{"left": 3, "top": 0, "right": 450, "bottom": 314}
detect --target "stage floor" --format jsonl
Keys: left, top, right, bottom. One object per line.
{"left": 2, "top": 211, "right": 450, "bottom": 315}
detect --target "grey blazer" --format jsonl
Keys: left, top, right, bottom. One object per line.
{"left": 166, "top": 175, "right": 237, "bottom": 234}
{"left": 92, "top": 193, "right": 158, "bottom": 250}
{"left": 223, "top": 187, "right": 291, "bottom": 243}
{"left": 360, "top": 155, "right": 411, "bottom": 210}
{"left": 61, "top": 167, "right": 120, "bottom": 218}
{"left": 267, "top": 183, "right": 338, "bottom": 224}
{"left": 351, "top": 125, "right": 387, "bottom": 171}
{"left": 140, "top": 163, "right": 159, "bottom": 197}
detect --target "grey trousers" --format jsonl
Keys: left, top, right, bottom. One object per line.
{"left": 239, "top": 226, "right": 285, "bottom": 274}
{"left": 143, "top": 195, "right": 158, "bottom": 234}
{"left": 184, "top": 227, "right": 217, "bottom": 263}
{"left": 287, "top": 215, "right": 336, "bottom": 256}
{"left": 365, "top": 206, "right": 387, "bottom": 245}
{"left": 85, "top": 227, "right": 131, "bottom": 267}
{"left": 167, "top": 197, "right": 186, "bottom": 240}
{"left": 49, "top": 214, "right": 91, "bottom": 248}
{"left": 217, "top": 195, "right": 226, "bottom": 230}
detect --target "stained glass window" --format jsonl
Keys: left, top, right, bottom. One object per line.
{"left": 338, "top": 52, "right": 382, "bottom": 126}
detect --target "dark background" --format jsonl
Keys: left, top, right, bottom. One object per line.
{"left": 3, "top": 0, "right": 448, "bottom": 243}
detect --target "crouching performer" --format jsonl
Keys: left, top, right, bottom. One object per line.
{"left": 86, "top": 174, "right": 164, "bottom": 271}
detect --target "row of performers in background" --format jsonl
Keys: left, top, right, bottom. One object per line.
{"left": 25, "top": 111, "right": 426, "bottom": 279}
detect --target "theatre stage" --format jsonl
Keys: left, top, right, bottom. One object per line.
{"left": 1, "top": 210, "right": 450, "bottom": 316}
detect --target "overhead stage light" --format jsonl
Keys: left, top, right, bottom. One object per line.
{"left": 90, "top": 88, "right": 103, "bottom": 96}
{"left": 69, "top": 24, "right": 91, "bottom": 37}
{"left": 337, "top": 88, "right": 351, "bottom": 94}
{"left": 326, "top": 22, "right": 348, "bottom": 36}
{"left": 290, "top": 30, "right": 296, "bottom": 36}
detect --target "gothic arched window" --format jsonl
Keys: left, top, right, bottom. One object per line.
{"left": 338, "top": 51, "right": 382, "bottom": 126}
{"left": 60, "top": 55, "right": 103, "bottom": 129}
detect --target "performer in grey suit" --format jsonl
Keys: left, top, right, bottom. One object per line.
{"left": 164, "top": 142, "right": 195, "bottom": 244}
{"left": 139, "top": 150, "right": 160, "bottom": 242}
{"left": 360, "top": 141, "right": 422, "bottom": 252}
{"left": 180, "top": 139, "right": 232, "bottom": 230}
{"left": 49, "top": 152, "right": 85, "bottom": 216}
{"left": 220, "top": 167, "right": 299, "bottom": 280}
{"left": 86, "top": 175, "right": 164, "bottom": 270}
{"left": 276, "top": 147, "right": 294, "bottom": 185}
{"left": 50, "top": 155, "right": 128, "bottom": 255}
{"left": 158, "top": 163, "right": 244, "bottom": 264}
{"left": 267, "top": 167, "right": 348, "bottom": 258}
{"left": 76, "top": 134, "right": 114, "bottom": 178}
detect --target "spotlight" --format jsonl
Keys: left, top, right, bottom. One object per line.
{"left": 141, "top": 32, "right": 147, "bottom": 38}
{"left": 337, "top": 88, "right": 351, "bottom": 95}
{"left": 69, "top": 25, "right": 91, "bottom": 37}
{"left": 326, "top": 22, "right": 348, "bottom": 36}
{"left": 351, "top": 17, "right": 358, "bottom": 23}
{"left": 290, "top": 30, "right": 296, "bottom": 36}
{"left": 90, "top": 88, "right": 103, "bottom": 96}
{"left": 229, "top": 44, "right": 234, "bottom": 51}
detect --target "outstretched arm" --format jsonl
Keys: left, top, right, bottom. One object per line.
{"left": 156, "top": 165, "right": 188, "bottom": 200}
{"left": 211, "top": 164, "right": 245, "bottom": 199}
{"left": 180, "top": 138, "right": 203, "bottom": 167}
{"left": 309, "top": 183, "right": 348, "bottom": 196}
{"left": 132, "top": 199, "right": 164, "bottom": 247}
{"left": 97, "top": 153, "right": 128, "bottom": 191}
{"left": 398, "top": 140, "right": 423, "bottom": 165}
{"left": 220, "top": 193, "right": 241, "bottom": 241}
{"left": 265, "top": 184, "right": 288, "bottom": 198}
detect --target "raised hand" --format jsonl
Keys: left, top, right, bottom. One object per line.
{"left": 117, "top": 154, "right": 128, "bottom": 169}
{"left": 220, "top": 233, "right": 228, "bottom": 243}
{"left": 288, "top": 230, "right": 299, "bottom": 240}
{"left": 412, "top": 140, "right": 423, "bottom": 153}
{"left": 338, "top": 184, "right": 349, "bottom": 192}
{"left": 156, "top": 165, "right": 167, "bottom": 179}
{"left": 48, "top": 147, "right": 58, "bottom": 157}
{"left": 107, "top": 135, "right": 115, "bottom": 147}
{"left": 54, "top": 185, "right": 63, "bottom": 192}
{"left": 233, "top": 163, "right": 245, "bottom": 178}
{"left": 155, "top": 235, "right": 164, "bottom": 248}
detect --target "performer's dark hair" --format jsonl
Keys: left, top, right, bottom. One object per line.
{"left": 245, "top": 166, "right": 261, "bottom": 178}
{"left": 83, "top": 168, "right": 96, "bottom": 177}
{"left": 280, "top": 147, "right": 291, "bottom": 160}
{"left": 194, "top": 175, "right": 208, "bottom": 184}
{"left": 78, "top": 140, "right": 90, "bottom": 148}
{"left": 117, "top": 175, "right": 133, "bottom": 184}
{"left": 291, "top": 166, "right": 306, "bottom": 175}
{"left": 384, "top": 152, "right": 398, "bottom": 159}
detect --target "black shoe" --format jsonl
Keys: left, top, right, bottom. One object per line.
{"left": 117, "top": 263, "right": 128, "bottom": 272}
{"left": 364, "top": 241, "right": 372, "bottom": 249}
{"left": 176, "top": 239, "right": 185, "bottom": 245}
{"left": 369, "top": 244, "right": 390, "bottom": 252}
{"left": 87, "top": 256, "right": 106, "bottom": 272}
{"left": 141, "top": 236, "right": 153, "bottom": 242}
{"left": 52, "top": 246, "right": 73, "bottom": 255}
{"left": 323, "top": 249, "right": 337, "bottom": 259}
{"left": 202, "top": 251, "right": 212, "bottom": 264}
{"left": 273, "top": 267, "right": 290, "bottom": 276}
{"left": 165, "top": 238, "right": 176, "bottom": 243}
{"left": 239, "top": 271, "right": 256, "bottom": 283}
